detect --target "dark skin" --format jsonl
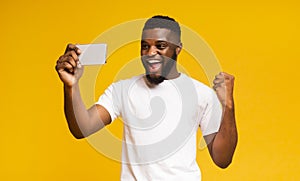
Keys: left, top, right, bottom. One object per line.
{"left": 55, "top": 28, "right": 237, "bottom": 168}
{"left": 55, "top": 44, "right": 111, "bottom": 139}
{"left": 209, "top": 72, "right": 237, "bottom": 168}
{"left": 140, "top": 28, "right": 238, "bottom": 168}
{"left": 141, "top": 28, "right": 182, "bottom": 85}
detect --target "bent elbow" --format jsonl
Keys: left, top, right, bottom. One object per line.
{"left": 217, "top": 162, "right": 231, "bottom": 169}
{"left": 73, "top": 134, "right": 85, "bottom": 139}
{"left": 70, "top": 130, "right": 86, "bottom": 139}
{"left": 214, "top": 159, "right": 232, "bottom": 169}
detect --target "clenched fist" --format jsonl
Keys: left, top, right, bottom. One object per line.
{"left": 213, "top": 72, "right": 235, "bottom": 109}
{"left": 55, "top": 44, "right": 84, "bottom": 87}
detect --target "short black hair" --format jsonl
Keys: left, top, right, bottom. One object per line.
{"left": 143, "top": 15, "right": 181, "bottom": 40}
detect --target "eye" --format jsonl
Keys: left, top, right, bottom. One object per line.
{"left": 141, "top": 43, "right": 149, "bottom": 50}
{"left": 156, "top": 42, "right": 168, "bottom": 50}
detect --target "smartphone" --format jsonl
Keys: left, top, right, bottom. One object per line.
{"left": 76, "top": 44, "right": 107, "bottom": 65}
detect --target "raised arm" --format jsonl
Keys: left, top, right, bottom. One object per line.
{"left": 204, "top": 72, "right": 238, "bottom": 168}
{"left": 55, "top": 44, "right": 111, "bottom": 139}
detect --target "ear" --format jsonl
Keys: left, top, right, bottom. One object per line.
{"left": 175, "top": 43, "right": 183, "bottom": 55}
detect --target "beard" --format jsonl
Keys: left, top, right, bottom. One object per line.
{"left": 145, "top": 74, "right": 165, "bottom": 85}
{"left": 144, "top": 52, "right": 177, "bottom": 85}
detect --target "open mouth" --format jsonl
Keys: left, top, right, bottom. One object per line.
{"left": 146, "top": 59, "right": 162, "bottom": 73}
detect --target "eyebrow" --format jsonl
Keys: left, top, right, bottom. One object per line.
{"left": 156, "top": 40, "right": 168, "bottom": 44}
{"left": 141, "top": 40, "right": 168, "bottom": 43}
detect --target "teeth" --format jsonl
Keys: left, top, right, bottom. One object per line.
{"left": 148, "top": 60, "right": 161, "bottom": 64}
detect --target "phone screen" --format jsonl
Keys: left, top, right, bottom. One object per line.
{"left": 76, "top": 44, "right": 107, "bottom": 65}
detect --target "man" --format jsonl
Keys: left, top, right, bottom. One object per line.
{"left": 55, "top": 15, "right": 237, "bottom": 180}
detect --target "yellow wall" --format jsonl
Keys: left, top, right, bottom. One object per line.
{"left": 1, "top": 0, "right": 299, "bottom": 180}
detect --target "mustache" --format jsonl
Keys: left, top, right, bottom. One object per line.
{"left": 141, "top": 55, "right": 164, "bottom": 61}
{"left": 141, "top": 53, "right": 177, "bottom": 62}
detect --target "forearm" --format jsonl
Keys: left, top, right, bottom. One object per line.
{"left": 64, "top": 84, "right": 96, "bottom": 138}
{"left": 211, "top": 104, "right": 238, "bottom": 168}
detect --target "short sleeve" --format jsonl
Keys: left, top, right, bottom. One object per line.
{"left": 95, "top": 83, "right": 121, "bottom": 122}
{"left": 199, "top": 90, "right": 222, "bottom": 136}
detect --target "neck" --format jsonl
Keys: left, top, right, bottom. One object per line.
{"left": 165, "top": 64, "right": 180, "bottom": 80}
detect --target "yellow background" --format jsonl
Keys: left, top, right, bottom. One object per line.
{"left": 1, "top": 0, "right": 299, "bottom": 180}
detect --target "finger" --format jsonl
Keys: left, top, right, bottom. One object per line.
{"left": 62, "top": 61, "right": 75, "bottom": 73}
{"left": 213, "top": 84, "right": 220, "bottom": 91}
{"left": 213, "top": 82, "right": 225, "bottom": 90}
{"left": 56, "top": 52, "right": 79, "bottom": 74}
{"left": 220, "top": 72, "right": 235, "bottom": 80}
{"left": 213, "top": 78, "right": 224, "bottom": 84}
{"left": 61, "top": 52, "right": 77, "bottom": 68}
{"left": 70, "top": 50, "right": 79, "bottom": 62}
{"left": 58, "top": 55, "right": 77, "bottom": 71}
{"left": 64, "top": 50, "right": 78, "bottom": 60}
{"left": 56, "top": 55, "right": 70, "bottom": 68}
{"left": 76, "top": 60, "right": 82, "bottom": 69}
{"left": 66, "top": 55, "right": 77, "bottom": 69}
{"left": 215, "top": 73, "right": 224, "bottom": 80}
{"left": 65, "top": 51, "right": 79, "bottom": 65}
{"left": 56, "top": 59, "right": 73, "bottom": 73}
{"left": 65, "top": 43, "right": 81, "bottom": 55}
{"left": 56, "top": 55, "right": 64, "bottom": 64}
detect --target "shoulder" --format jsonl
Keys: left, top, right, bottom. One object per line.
{"left": 182, "top": 74, "right": 214, "bottom": 93}
{"left": 110, "top": 74, "right": 145, "bottom": 89}
{"left": 113, "top": 74, "right": 144, "bottom": 85}
{"left": 181, "top": 74, "right": 217, "bottom": 102}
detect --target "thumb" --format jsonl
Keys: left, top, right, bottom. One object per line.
{"left": 74, "top": 61, "right": 84, "bottom": 78}
{"left": 77, "top": 60, "right": 82, "bottom": 69}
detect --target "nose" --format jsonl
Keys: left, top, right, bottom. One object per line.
{"left": 147, "top": 45, "right": 158, "bottom": 56}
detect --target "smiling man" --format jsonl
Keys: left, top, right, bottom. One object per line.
{"left": 55, "top": 15, "right": 238, "bottom": 180}
{"left": 141, "top": 17, "right": 182, "bottom": 86}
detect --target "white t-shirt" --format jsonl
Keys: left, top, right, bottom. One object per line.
{"left": 96, "top": 73, "right": 222, "bottom": 181}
